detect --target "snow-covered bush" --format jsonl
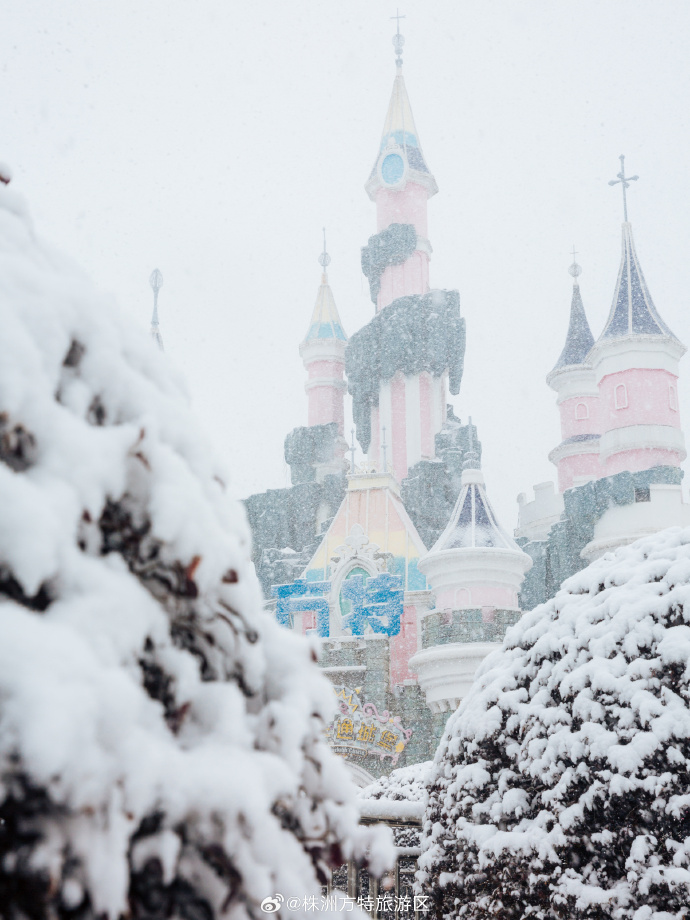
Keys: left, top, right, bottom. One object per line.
{"left": 359, "top": 762, "right": 432, "bottom": 806}
{"left": 0, "top": 183, "right": 390, "bottom": 918}
{"left": 418, "top": 528, "right": 690, "bottom": 920}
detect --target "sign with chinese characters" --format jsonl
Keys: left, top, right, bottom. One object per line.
{"left": 328, "top": 686, "right": 412, "bottom": 765}
{"left": 340, "top": 571, "right": 403, "bottom": 636}
{"left": 272, "top": 568, "right": 403, "bottom": 639}
{"left": 272, "top": 579, "right": 330, "bottom": 636}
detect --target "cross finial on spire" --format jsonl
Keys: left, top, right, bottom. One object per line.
{"left": 608, "top": 154, "right": 639, "bottom": 223}
{"left": 318, "top": 226, "right": 331, "bottom": 278}
{"left": 391, "top": 9, "right": 405, "bottom": 67}
{"left": 463, "top": 416, "right": 481, "bottom": 470}
{"left": 568, "top": 245, "right": 582, "bottom": 285}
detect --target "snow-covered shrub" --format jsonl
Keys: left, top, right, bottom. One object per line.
{"left": 359, "top": 762, "right": 432, "bottom": 806}
{"left": 418, "top": 528, "right": 690, "bottom": 920}
{"left": 0, "top": 183, "right": 391, "bottom": 919}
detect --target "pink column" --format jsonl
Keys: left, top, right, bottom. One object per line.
{"left": 376, "top": 184, "right": 428, "bottom": 237}
{"left": 391, "top": 373, "right": 407, "bottom": 481}
{"left": 369, "top": 405, "right": 380, "bottom": 468}
{"left": 306, "top": 358, "right": 346, "bottom": 435}
{"left": 390, "top": 605, "right": 418, "bottom": 686}
{"left": 419, "top": 372, "right": 433, "bottom": 458}
{"left": 558, "top": 454, "right": 602, "bottom": 492}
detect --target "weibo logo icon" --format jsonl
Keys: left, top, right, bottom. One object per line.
{"left": 260, "top": 895, "right": 284, "bottom": 913}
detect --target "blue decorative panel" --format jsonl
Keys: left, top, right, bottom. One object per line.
{"left": 340, "top": 573, "right": 404, "bottom": 637}
{"left": 406, "top": 558, "right": 426, "bottom": 591}
{"left": 272, "top": 579, "right": 330, "bottom": 637}
{"left": 381, "top": 153, "right": 405, "bottom": 185}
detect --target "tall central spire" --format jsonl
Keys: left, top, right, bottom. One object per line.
{"left": 364, "top": 19, "right": 436, "bottom": 200}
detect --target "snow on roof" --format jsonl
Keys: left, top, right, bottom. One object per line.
{"left": 599, "top": 222, "right": 679, "bottom": 342}
{"left": 0, "top": 184, "right": 392, "bottom": 917}
{"left": 429, "top": 469, "right": 522, "bottom": 554}
{"left": 419, "top": 525, "right": 690, "bottom": 916}
{"left": 551, "top": 281, "right": 595, "bottom": 371}
{"left": 303, "top": 272, "right": 347, "bottom": 343}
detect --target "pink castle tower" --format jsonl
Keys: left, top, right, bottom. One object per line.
{"left": 299, "top": 233, "right": 348, "bottom": 436}
{"left": 546, "top": 255, "right": 601, "bottom": 491}
{"left": 589, "top": 157, "right": 686, "bottom": 477}
{"left": 358, "top": 23, "right": 453, "bottom": 484}
{"left": 364, "top": 23, "right": 437, "bottom": 313}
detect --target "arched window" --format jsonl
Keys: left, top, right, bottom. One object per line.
{"left": 669, "top": 383, "right": 678, "bottom": 412}
{"left": 331, "top": 562, "right": 377, "bottom": 637}
{"left": 614, "top": 383, "right": 628, "bottom": 409}
{"left": 575, "top": 402, "right": 589, "bottom": 420}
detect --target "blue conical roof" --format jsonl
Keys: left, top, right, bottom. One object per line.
{"left": 599, "top": 222, "right": 678, "bottom": 342}
{"left": 303, "top": 273, "right": 347, "bottom": 344}
{"left": 551, "top": 282, "right": 595, "bottom": 372}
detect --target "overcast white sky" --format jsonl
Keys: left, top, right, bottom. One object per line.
{"left": 4, "top": 1, "right": 690, "bottom": 532}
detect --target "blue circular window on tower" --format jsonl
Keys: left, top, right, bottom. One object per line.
{"left": 381, "top": 153, "right": 405, "bottom": 185}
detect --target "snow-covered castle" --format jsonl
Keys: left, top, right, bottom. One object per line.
{"left": 243, "top": 29, "right": 689, "bottom": 787}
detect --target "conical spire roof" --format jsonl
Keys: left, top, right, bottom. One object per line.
{"left": 429, "top": 468, "right": 522, "bottom": 554}
{"left": 367, "top": 69, "right": 433, "bottom": 182}
{"left": 379, "top": 73, "right": 428, "bottom": 170}
{"left": 303, "top": 273, "right": 347, "bottom": 344}
{"left": 552, "top": 281, "right": 595, "bottom": 372}
{"left": 598, "top": 222, "right": 679, "bottom": 342}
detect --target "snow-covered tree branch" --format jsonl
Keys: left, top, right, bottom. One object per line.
{"left": 0, "top": 183, "right": 391, "bottom": 919}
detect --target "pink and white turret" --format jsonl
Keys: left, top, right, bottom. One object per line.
{"left": 589, "top": 157, "right": 686, "bottom": 477}
{"left": 358, "top": 24, "right": 453, "bottom": 483}
{"left": 299, "top": 232, "right": 348, "bottom": 436}
{"left": 546, "top": 255, "right": 600, "bottom": 490}
{"left": 364, "top": 20, "right": 437, "bottom": 313}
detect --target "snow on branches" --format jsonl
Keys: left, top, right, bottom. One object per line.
{"left": 418, "top": 527, "right": 690, "bottom": 920}
{"left": 0, "top": 184, "right": 391, "bottom": 919}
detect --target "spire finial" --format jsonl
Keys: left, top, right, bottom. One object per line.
{"left": 608, "top": 154, "right": 638, "bottom": 223}
{"left": 391, "top": 9, "right": 405, "bottom": 68}
{"left": 568, "top": 245, "right": 582, "bottom": 286}
{"left": 463, "top": 415, "right": 481, "bottom": 470}
{"left": 318, "top": 227, "right": 331, "bottom": 280}
{"left": 149, "top": 268, "right": 164, "bottom": 351}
